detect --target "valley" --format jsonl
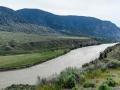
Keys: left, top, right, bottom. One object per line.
{"left": 0, "top": 5, "right": 120, "bottom": 90}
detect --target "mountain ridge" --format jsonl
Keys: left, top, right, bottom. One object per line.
{"left": 16, "top": 8, "right": 120, "bottom": 38}
{"left": 0, "top": 6, "right": 120, "bottom": 38}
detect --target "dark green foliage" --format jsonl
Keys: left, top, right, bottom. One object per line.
{"left": 64, "top": 74, "right": 76, "bottom": 88}
{"left": 83, "top": 81, "right": 95, "bottom": 88}
{"left": 72, "top": 86, "right": 79, "bottom": 90}
{"left": 104, "top": 78, "right": 116, "bottom": 87}
{"left": 98, "top": 78, "right": 116, "bottom": 90}
{"left": 56, "top": 67, "right": 83, "bottom": 88}
{"left": 82, "top": 63, "right": 89, "bottom": 67}
{"left": 5, "top": 84, "right": 35, "bottom": 90}
{"left": 98, "top": 83, "right": 111, "bottom": 90}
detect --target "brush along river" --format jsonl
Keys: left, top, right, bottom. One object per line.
{"left": 0, "top": 43, "right": 117, "bottom": 89}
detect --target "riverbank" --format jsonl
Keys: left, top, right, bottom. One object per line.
{"left": 0, "top": 38, "right": 98, "bottom": 72}
{"left": 0, "top": 43, "right": 116, "bottom": 89}
{"left": 0, "top": 49, "right": 70, "bottom": 72}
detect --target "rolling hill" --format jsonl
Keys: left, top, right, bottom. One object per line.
{"left": 17, "top": 8, "right": 120, "bottom": 38}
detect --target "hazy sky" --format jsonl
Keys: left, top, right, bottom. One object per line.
{"left": 0, "top": 0, "right": 120, "bottom": 26}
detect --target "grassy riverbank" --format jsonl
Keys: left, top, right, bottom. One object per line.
{"left": 0, "top": 49, "right": 70, "bottom": 71}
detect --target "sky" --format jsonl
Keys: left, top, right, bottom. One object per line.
{"left": 0, "top": 0, "right": 120, "bottom": 27}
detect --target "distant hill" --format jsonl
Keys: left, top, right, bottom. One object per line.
{"left": 0, "top": 6, "right": 60, "bottom": 36}
{"left": 17, "top": 9, "right": 120, "bottom": 38}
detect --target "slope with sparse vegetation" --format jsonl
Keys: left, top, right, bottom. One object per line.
{"left": 0, "top": 6, "right": 60, "bottom": 36}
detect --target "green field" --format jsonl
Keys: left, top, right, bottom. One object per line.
{"left": 0, "top": 49, "right": 69, "bottom": 70}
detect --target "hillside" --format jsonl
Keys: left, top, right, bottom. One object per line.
{"left": 82, "top": 43, "right": 120, "bottom": 70}
{"left": 0, "top": 6, "right": 59, "bottom": 36}
{"left": 17, "top": 9, "right": 120, "bottom": 38}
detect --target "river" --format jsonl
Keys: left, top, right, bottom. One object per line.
{"left": 0, "top": 43, "right": 117, "bottom": 89}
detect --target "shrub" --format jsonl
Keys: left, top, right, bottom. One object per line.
{"left": 82, "top": 63, "right": 89, "bottom": 67}
{"left": 105, "top": 78, "right": 116, "bottom": 87}
{"left": 101, "top": 68, "right": 107, "bottom": 72}
{"left": 5, "top": 84, "right": 35, "bottom": 90}
{"left": 107, "top": 60, "right": 120, "bottom": 68}
{"left": 98, "top": 83, "right": 111, "bottom": 90}
{"left": 90, "top": 60, "right": 95, "bottom": 64}
{"left": 56, "top": 67, "right": 83, "bottom": 88}
{"left": 64, "top": 74, "right": 76, "bottom": 88}
{"left": 57, "top": 67, "right": 83, "bottom": 81}
{"left": 37, "top": 74, "right": 58, "bottom": 86}
{"left": 85, "top": 69, "right": 102, "bottom": 79}
{"left": 83, "top": 81, "right": 95, "bottom": 88}
{"left": 72, "top": 85, "right": 79, "bottom": 90}
{"left": 56, "top": 74, "right": 76, "bottom": 88}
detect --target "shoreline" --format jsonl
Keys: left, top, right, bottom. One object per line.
{"left": 0, "top": 42, "right": 116, "bottom": 72}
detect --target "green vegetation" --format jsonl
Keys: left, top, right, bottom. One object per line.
{"left": 63, "top": 74, "right": 76, "bottom": 88}
{"left": 56, "top": 73, "right": 76, "bottom": 88}
{"left": 104, "top": 78, "right": 116, "bottom": 87}
{"left": 97, "top": 77, "right": 117, "bottom": 90}
{"left": 83, "top": 81, "right": 95, "bottom": 88}
{"left": 36, "top": 67, "right": 83, "bottom": 89}
{"left": 5, "top": 84, "right": 36, "bottom": 90}
{"left": 0, "top": 31, "right": 98, "bottom": 71}
{"left": 98, "top": 83, "right": 111, "bottom": 90}
{"left": 0, "top": 49, "right": 69, "bottom": 70}
{"left": 5, "top": 67, "right": 120, "bottom": 90}
{"left": 0, "top": 31, "right": 97, "bottom": 56}
{"left": 36, "top": 84, "right": 61, "bottom": 90}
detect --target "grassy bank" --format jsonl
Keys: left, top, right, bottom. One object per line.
{"left": 0, "top": 49, "right": 70, "bottom": 71}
